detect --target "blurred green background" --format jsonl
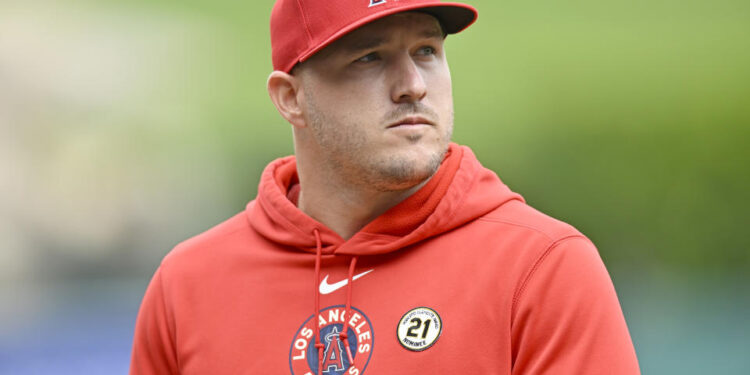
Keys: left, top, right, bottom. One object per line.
{"left": 1, "top": 0, "right": 748, "bottom": 373}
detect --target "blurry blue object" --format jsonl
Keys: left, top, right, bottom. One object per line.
{"left": 0, "top": 280, "right": 143, "bottom": 374}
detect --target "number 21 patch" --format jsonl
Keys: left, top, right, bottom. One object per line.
{"left": 396, "top": 307, "right": 443, "bottom": 351}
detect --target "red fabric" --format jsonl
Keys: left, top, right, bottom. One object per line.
{"left": 130, "top": 143, "right": 640, "bottom": 374}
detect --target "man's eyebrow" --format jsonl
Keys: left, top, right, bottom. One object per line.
{"left": 340, "top": 26, "right": 444, "bottom": 54}
{"left": 342, "top": 36, "right": 387, "bottom": 54}
{"left": 418, "top": 26, "right": 445, "bottom": 40}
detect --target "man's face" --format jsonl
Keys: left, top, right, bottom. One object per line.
{"left": 296, "top": 12, "right": 454, "bottom": 191}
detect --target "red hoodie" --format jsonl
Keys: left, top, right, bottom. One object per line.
{"left": 130, "top": 143, "right": 640, "bottom": 374}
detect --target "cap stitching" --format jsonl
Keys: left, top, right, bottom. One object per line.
{"left": 294, "top": 0, "right": 314, "bottom": 47}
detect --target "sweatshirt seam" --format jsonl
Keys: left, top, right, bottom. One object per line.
{"left": 167, "top": 220, "right": 250, "bottom": 261}
{"left": 190, "top": 222, "right": 249, "bottom": 248}
{"left": 477, "top": 216, "right": 562, "bottom": 242}
{"left": 156, "top": 264, "right": 181, "bottom": 371}
{"left": 511, "top": 235, "right": 588, "bottom": 319}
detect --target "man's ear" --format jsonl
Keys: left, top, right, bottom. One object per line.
{"left": 267, "top": 71, "right": 306, "bottom": 128}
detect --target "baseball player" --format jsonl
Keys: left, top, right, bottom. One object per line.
{"left": 130, "top": 0, "right": 640, "bottom": 374}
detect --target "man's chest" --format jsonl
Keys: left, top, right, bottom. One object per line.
{"left": 170, "top": 232, "right": 527, "bottom": 374}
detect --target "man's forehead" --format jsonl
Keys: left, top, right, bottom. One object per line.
{"left": 316, "top": 12, "right": 444, "bottom": 57}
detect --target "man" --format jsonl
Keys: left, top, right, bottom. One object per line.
{"left": 130, "top": 0, "right": 640, "bottom": 374}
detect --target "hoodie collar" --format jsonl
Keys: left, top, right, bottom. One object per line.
{"left": 247, "top": 143, "right": 523, "bottom": 255}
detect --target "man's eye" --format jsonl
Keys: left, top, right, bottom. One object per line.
{"left": 417, "top": 46, "right": 437, "bottom": 56}
{"left": 355, "top": 52, "right": 379, "bottom": 63}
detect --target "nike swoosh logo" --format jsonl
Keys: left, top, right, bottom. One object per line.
{"left": 319, "top": 269, "right": 374, "bottom": 295}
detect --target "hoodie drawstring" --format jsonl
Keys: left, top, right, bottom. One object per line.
{"left": 339, "top": 255, "right": 357, "bottom": 367}
{"left": 312, "top": 229, "right": 325, "bottom": 372}
{"left": 312, "top": 229, "right": 357, "bottom": 373}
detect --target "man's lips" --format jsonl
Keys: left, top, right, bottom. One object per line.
{"left": 387, "top": 116, "right": 434, "bottom": 128}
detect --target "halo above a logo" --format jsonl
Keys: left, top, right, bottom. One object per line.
{"left": 397, "top": 307, "right": 442, "bottom": 352}
{"left": 290, "top": 305, "right": 374, "bottom": 375}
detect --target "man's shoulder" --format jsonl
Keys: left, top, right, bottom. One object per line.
{"left": 159, "top": 207, "right": 254, "bottom": 271}
{"left": 476, "top": 199, "right": 586, "bottom": 243}
{"left": 463, "top": 200, "right": 598, "bottom": 293}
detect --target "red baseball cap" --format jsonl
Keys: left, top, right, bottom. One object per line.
{"left": 270, "top": 0, "right": 478, "bottom": 73}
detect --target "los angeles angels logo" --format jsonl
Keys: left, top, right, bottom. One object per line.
{"left": 369, "top": 0, "right": 386, "bottom": 7}
{"left": 289, "top": 305, "right": 374, "bottom": 375}
{"left": 321, "top": 326, "right": 346, "bottom": 372}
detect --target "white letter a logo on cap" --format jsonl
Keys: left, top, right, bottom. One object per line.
{"left": 369, "top": 0, "right": 386, "bottom": 7}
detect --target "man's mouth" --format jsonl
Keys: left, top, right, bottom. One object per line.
{"left": 387, "top": 116, "right": 434, "bottom": 128}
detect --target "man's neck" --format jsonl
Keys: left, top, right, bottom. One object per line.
{"left": 296, "top": 170, "right": 428, "bottom": 240}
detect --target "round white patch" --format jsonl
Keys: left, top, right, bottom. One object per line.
{"left": 397, "top": 307, "right": 442, "bottom": 351}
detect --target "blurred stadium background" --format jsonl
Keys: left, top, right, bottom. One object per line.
{"left": 1, "top": 0, "right": 748, "bottom": 373}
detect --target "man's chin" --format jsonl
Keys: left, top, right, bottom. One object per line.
{"left": 369, "top": 152, "right": 444, "bottom": 192}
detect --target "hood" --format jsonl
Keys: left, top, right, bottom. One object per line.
{"left": 246, "top": 143, "right": 524, "bottom": 256}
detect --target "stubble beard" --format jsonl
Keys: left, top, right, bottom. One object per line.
{"left": 305, "top": 93, "right": 452, "bottom": 193}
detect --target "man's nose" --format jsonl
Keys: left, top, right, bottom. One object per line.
{"left": 389, "top": 54, "right": 427, "bottom": 104}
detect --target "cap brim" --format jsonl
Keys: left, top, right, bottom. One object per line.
{"left": 418, "top": 4, "right": 478, "bottom": 34}
{"left": 296, "top": 2, "right": 477, "bottom": 68}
